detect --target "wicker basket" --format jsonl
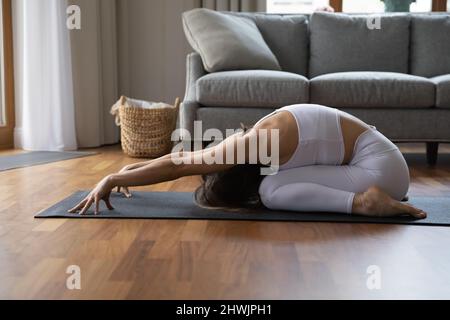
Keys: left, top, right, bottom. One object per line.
{"left": 111, "top": 96, "right": 180, "bottom": 158}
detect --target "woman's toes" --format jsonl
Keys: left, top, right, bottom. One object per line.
{"left": 412, "top": 211, "right": 427, "bottom": 219}
{"left": 402, "top": 203, "right": 427, "bottom": 219}
{"left": 413, "top": 209, "right": 427, "bottom": 219}
{"left": 354, "top": 187, "right": 428, "bottom": 220}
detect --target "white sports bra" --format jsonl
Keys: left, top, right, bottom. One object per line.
{"left": 255, "top": 104, "right": 345, "bottom": 170}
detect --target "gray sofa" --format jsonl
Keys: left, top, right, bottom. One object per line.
{"left": 181, "top": 12, "right": 450, "bottom": 165}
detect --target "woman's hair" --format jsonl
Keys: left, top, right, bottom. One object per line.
{"left": 194, "top": 164, "right": 266, "bottom": 211}
{"left": 194, "top": 123, "right": 267, "bottom": 211}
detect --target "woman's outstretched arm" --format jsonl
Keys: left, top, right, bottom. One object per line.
{"left": 68, "top": 130, "right": 260, "bottom": 215}
{"left": 68, "top": 109, "right": 287, "bottom": 215}
{"left": 110, "top": 130, "right": 258, "bottom": 187}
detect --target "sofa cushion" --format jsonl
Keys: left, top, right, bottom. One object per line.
{"left": 411, "top": 15, "right": 450, "bottom": 77}
{"left": 227, "top": 13, "right": 309, "bottom": 76}
{"left": 310, "top": 72, "right": 435, "bottom": 108}
{"left": 196, "top": 107, "right": 450, "bottom": 141}
{"left": 182, "top": 9, "right": 281, "bottom": 73}
{"left": 309, "top": 13, "right": 410, "bottom": 78}
{"left": 432, "top": 75, "right": 450, "bottom": 109}
{"left": 196, "top": 70, "right": 309, "bottom": 108}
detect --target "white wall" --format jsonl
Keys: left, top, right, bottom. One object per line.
{"left": 116, "top": 0, "right": 266, "bottom": 103}
{"left": 117, "top": 0, "right": 198, "bottom": 104}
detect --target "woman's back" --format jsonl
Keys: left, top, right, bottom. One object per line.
{"left": 254, "top": 104, "right": 371, "bottom": 168}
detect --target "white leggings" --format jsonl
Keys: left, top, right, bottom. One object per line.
{"left": 258, "top": 129, "right": 410, "bottom": 214}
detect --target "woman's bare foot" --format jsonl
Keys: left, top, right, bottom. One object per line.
{"left": 352, "top": 186, "right": 427, "bottom": 219}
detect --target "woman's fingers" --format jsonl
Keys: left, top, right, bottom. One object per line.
{"left": 79, "top": 197, "right": 94, "bottom": 215}
{"left": 95, "top": 197, "right": 100, "bottom": 215}
{"left": 104, "top": 197, "right": 114, "bottom": 211}
{"left": 117, "top": 186, "right": 132, "bottom": 198}
{"left": 123, "top": 187, "right": 132, "bottom": 198}
{"left": 68, "top": 198, "right": 88, "bottom": 213}
{"left": 69, "top": 197, "right": 114, "bottom": 215}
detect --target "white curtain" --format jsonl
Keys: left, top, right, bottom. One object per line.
{"left": 69, "top": 0, "right": 119, "bottom": 148}
{"left": 13, "top": 0, "right": 77, "bottom": 151}
{"left": 13, "top": 0, "right": 119, "bottom": 150}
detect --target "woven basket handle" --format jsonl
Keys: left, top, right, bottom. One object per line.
{"left": 111, "top": 95, "right": 127, "bottom": 126}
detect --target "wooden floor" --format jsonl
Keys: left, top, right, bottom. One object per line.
{"left": 0, "top": 144, "right": 450, "bottom": 300}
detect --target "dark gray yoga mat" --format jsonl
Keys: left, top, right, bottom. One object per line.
{"left": 0, "top": 151, "right": 96, "bottom": 171}
{"left": 35, "top": 191, "right": 450, "bottom": 226}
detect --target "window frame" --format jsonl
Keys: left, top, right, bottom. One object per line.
{"left": 432, "top": 0, "right": 447, "bottom": 11}
{"left": 331, "top": 0, "right": 447, "bottom": 12}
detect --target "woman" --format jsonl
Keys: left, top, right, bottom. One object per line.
{"left": 69, "top": 104, "right": 426, "bottom": 219}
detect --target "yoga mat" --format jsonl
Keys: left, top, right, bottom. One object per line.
{"left": 0, "top": 151, "right": 96, "bottom": 172}
{"left": 35, "top": 191, "right": 450, "bottom": 226}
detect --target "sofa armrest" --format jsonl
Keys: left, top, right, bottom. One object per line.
{"left": 180, "top": 53, "right": 206, "bottom": 140}
{"left": 184, "top": 52, "right": 206, "bottom": 101}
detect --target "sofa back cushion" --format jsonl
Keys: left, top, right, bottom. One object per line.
{"left": 309, "top": 12, "right": 410, "bottom": 78}
{"left": 182, "top": 9, "right": 281, "bottom": 73}
{"left": 227, "top": 13, "right": 310, "bottom": 76}
{"left": 411, "top": 14, "right": 450, "bottom": 77}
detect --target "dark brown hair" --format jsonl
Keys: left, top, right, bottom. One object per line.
{"left": 194, "top": 124, "right": 267, "bottom": 211}
{"left": 194, "top": 164, "right": 266, "bottom": 211}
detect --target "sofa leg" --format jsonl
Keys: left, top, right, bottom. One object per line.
{"left": 426, "top": 142, "right": 439, "bottom": 166}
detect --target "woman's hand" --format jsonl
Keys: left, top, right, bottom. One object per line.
{"left": 68, "top": 175, "right": 116, "bottom": 215}
{"left": 116, "top": 165, "right": 135, "bottom": 198}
